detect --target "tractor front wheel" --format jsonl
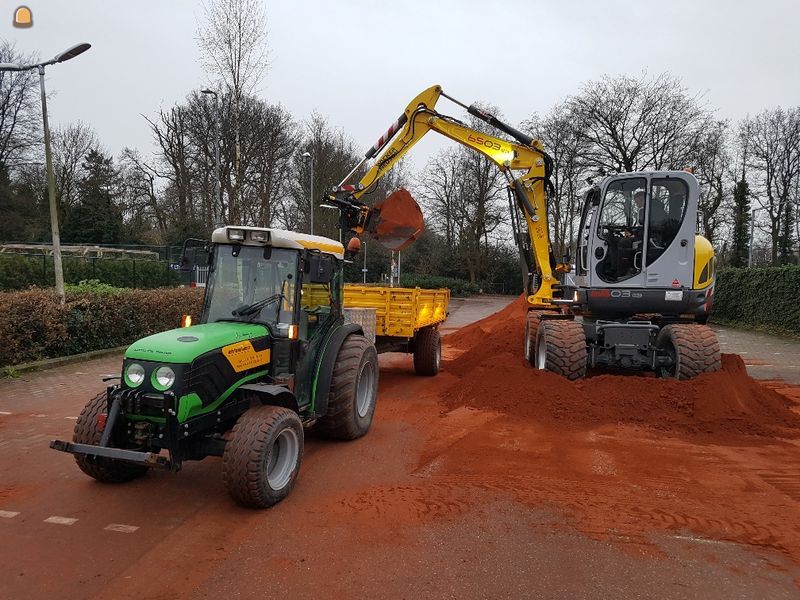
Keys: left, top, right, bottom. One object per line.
{"left": 223, "top": 405, "right": 304, "bottom": 508}
{"left": 73, "top": 392, "right": 148, "bottom": 484}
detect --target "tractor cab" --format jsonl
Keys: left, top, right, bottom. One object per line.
{"left": 203, "top": 226, "right": 344, "bottom": 343}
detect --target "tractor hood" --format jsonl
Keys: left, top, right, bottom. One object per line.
{"left": 125, "top": 322, "right": 270, "bottom": 364}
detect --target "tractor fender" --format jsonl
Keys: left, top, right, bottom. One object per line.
{"left": 312, "top": 323, "right": 363, "bottom": 416}
{"left": 238, "top": 383, "right": 298, "bottom": 413}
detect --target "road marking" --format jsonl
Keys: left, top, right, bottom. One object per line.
{"left": 30, "top": 414, "right": 47, "bottom": 418}
{"left": 44, "top": 516, "right": 77, "bottom": 526}
{"left": 64, "top": 416, "right": 78, "bottom": 420}
{"left": 773, "top": 352, "right": 783, "bottom": 355}
{"left": 104, "top": 523, "right": 139, "bottom": 533}
{"left": 0, "top": 510, "right": 20, "bottom": 518}
{"left": 0, "top": 411, "right": 11, "bottom": 415}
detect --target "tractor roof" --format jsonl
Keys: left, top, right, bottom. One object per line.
{"left": 211, "top": 226, "right": 344, "bottom": 259}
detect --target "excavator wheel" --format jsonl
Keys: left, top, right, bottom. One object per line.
{"left": 655, "top": 324, "right": 721, "bottom": 380}
{"left": 534, "top": 319, "right": 587, "bottom": 380}
{"left": 523, "top": 310, "right": 548, "bottom": 366}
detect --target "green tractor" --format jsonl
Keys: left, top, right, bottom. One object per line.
{"left": 51, "top": 226, "right": 381, "bottom": 508}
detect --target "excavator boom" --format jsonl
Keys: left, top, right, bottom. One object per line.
{"left": 328, "top": 84, "right": 561, "bottom": 308}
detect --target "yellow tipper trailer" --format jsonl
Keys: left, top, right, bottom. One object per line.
{"left": 344, "top": 285, "right": 449, "bottom": 376}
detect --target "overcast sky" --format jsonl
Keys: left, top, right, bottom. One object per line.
{"left": 2, "top": 0, "right": 799, "bottom": 172}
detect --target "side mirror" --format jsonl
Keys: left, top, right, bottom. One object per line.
{"left": 180, "top": 237, "right": 210, "bottom": 272}
{"left": 307, "top": 254, "right": 334, "bottom": 283}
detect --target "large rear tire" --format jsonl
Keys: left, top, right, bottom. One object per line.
{"left": 655, "top": 323, "right": 721, "bottom": 380}
{"left": 413, "top": 327, "right": 441, "bottom": 376}
{"left": 317, "top": 334, "right": 379, "bottom": 440}
{"left": 223, "top": 405, "right": 304, "bottom": 508}
{"left": 73, "top": 392, "right": 148, "bottom": 483}
{"left": 534, "top": 319, "right": 587, "bottom": 380}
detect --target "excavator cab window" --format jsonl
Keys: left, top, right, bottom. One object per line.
{"left": 596, "top": 178, "right": 646, "bottom": 282}
{"left": 646, "top": 178, "right": 688, "bottom": 265}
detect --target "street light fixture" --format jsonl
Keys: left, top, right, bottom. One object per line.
{"left": 0, "top": 42, "right": 92, "bottom": 303}
{"left": 201, "top": 89, "right": 222, "bottom": 228}
{"left": 301, "top": 151, "right": 314, "bottom": 235}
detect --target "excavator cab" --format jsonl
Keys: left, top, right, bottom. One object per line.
{"left": 572, "top": 171, "right": 705, "bottom": 317}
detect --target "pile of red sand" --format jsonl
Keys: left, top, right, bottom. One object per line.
{"left": 441, "top": 296, "right": 800, "bottom": 439}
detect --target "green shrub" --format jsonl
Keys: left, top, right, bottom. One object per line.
{"left": 399, "top": 274, "right": 481, "bottom": 297}
{"left": 0, "top": 287, "right": 204, "bottom": 367}
{"left": 0, "top": 254, "right": 181, "bottom": 291}
{"left": 712, "top": 266, "right": 800, "bottom": 335}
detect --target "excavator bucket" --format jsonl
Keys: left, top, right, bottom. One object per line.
{"left": 364, "top": 188, "right": 424, "bottom": 251}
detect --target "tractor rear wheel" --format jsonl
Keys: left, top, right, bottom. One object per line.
{"left": 534, "top": 319, "right": 587, "bottom": 380}
{"left": 223, "top": 405, "right": 304, "bottom": 508}
{"left": 317, "top": 334, "right": 379, "bottom": 440}
{"left": 655, "top": 323, "right": 721, "bottom": 380}
{"left": 524, "top": 310, "right": 547, "bottom": 366}
{"left": 413, "top": 326, "right": 441, "bottom": 376}
{"left": 73, "top": 392, "right": 148, "bottom": 483}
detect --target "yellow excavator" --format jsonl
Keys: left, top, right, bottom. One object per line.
{"left": 326, "top": 85, "right": 721, "bottom": 380}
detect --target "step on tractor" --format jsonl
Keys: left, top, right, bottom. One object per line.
{"left": 324, "top": 85, "right": 721, "bottom": 380}
{"left": 51, "top": 202, "right": 432, "bottom": 508}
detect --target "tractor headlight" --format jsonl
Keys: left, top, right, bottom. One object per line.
{"left": 125, "top": 363, "right": 145, "bottom": 387}
{"left": 153, "top": 366, "right": 176, "bottom": 390}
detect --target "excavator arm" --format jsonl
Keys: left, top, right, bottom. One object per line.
{"left": 326, "top": 84, "right": 565, "bottom": 308}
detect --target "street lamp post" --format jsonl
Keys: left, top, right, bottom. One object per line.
{"left": 201, "top": 89, "right": 221, "bottom": 227}
{"left": 301, "top": 151, "right": 314, "bottom": 235}
{"left": 0, "top": 42, "right": 91, "bottom": 303}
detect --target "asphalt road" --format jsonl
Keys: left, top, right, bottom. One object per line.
{"left": 1, "top": 297, "right": 799, "bottom": 599}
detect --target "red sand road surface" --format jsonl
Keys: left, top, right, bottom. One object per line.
{"left": 2, "top": 297, "right": 800, "bottom": 598}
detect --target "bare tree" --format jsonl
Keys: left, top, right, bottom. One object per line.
{"left": 689, "top": 119, "right": 732, "bottom": 244}
{"left": 523, "top": 103, "right": 590, "bottom": 260}
{"left": 197, "top": 0, "right": 269, "bottom": 212}
{"left": 0, "top": 42, "right": 39, "bottom": 169}
{"left": 743, "top": 107, "right": 800, "bottom": 264}
{"left": 567, "top": 72, "right": 710, "bottom": 173}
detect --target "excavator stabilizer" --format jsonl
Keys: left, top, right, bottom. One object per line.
{"left": 363, "top": 188, "right": 424, "bottom": 251}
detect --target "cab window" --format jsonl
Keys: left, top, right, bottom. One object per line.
{"left": 647, "top": 178, "right": 688, "bottom": 265}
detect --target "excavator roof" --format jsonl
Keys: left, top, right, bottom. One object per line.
{"left": 211, "top": 226, "right": 344, "bottom": 259}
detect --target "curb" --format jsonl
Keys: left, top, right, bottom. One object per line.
{"left": 5, "top": 346, "right": 127, "bottom": 375}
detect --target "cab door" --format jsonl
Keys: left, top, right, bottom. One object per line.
{"left": 589, "top": 176, "right": 648, "bottom": 290}
{"left": 641, "top": 173, "right": 697, "bottom": 290}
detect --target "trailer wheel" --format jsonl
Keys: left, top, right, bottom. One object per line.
{"left": 413, "top": 326, "right": 441, "bottom": 376}
{"left": 317, "top": 334, "right": 379, "bottom": 440}
{"left": 72, "top": 392, "right": 148, "bottom": 483}
{"left": 223, "top": 405, "right": 304, "bottom": 508}
{"left": 524, "top": 311, "right": 547, "bottom": 366}
{"left": 534, "top": 319, "right": 587, "bottom": 380}
{"left": 655, "top": 323, "right": 721, "bottom": 380}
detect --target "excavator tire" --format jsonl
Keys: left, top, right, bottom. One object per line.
{"left": 655, "top": 323, "right": 721, "bottom": 380}
{"left": 413, "top": 326, "right": 441, "bottom": 376}
{"left": 317, "top": 334, "right": 379, "bottom": 440}
{"left": 524, "top": 310, "right": 548, "bottom": 366}
{"left": 73, "top": 392, "right": 148, "bottom": 484}
{"left": 534, "top": 319, "right": 587, "bottom": 380}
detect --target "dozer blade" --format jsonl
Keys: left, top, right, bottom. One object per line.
{"left": 364, "top": 188, "right": 424, "bottom": 251}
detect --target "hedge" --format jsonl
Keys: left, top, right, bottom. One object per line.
{"left": 0, "top": 254, "right": 181, "bottom": 291}
{"left": 712, "top": 266, "right": 800, "bottom": 335}
{"left": 399, "top": 274, "right": 481, "bottom": 297}
{"left": 0, "top": 287, "right": 203, "bottom": 367}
